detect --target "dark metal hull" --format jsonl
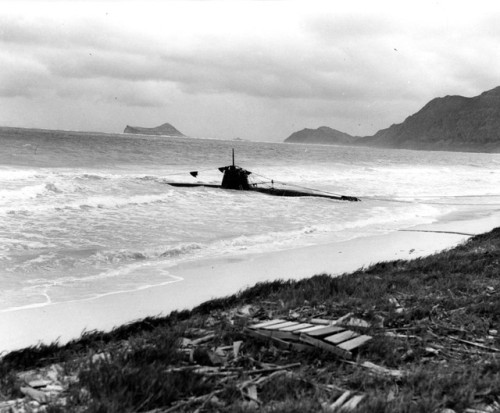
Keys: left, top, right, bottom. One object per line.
{"left": 167, "top": 183, "right": 360, "bottom": 202}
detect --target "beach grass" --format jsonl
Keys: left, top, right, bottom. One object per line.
{"left": 1, "top": 227, "right": 500, "bottom": 412}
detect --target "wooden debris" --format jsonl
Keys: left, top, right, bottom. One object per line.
{"left": 191, "top": 333, "right": 216, "bottom": 346}
{"left": 249, "top": 319, "right": 286, "bottom": 329}
{"left": 233, "top": 340, "right": 243, "bottom": 358}
{"left": 302, "top": 325, "right": 345, "bottom": 338}
{"left": 342, "top": 394, "right": 365, "bottom": 410}
{"left": 244, "top": 362, "right": 301, "bottom": 376}
{"left": 298, "top": 324, "right": 334, "bottom": 334}
{"left": 343, "top": 360, "right": 405, "bottom": 379}
{"left": 242, "top": 383, "right": 259, "bottom": 404}
{"left": 448, "top": 336, "right": 500, "bottom": 352}
{"left": 91, "top": 352, "right": 109, "bottom": 363}
{"left": 20, "top": 386, "right": 49, "bottom": 404}
{"left": 246, "top": 315, "right": 373, "bottom": 359}
{"left": 344, "top": 317, "right": 371, "bottom": 328}
{"left": 337, "top": 335, "right": 373, "bottom": 352}
{"left": 260, "top": 321, "right": 298, "bottom": 331}
{"left": 310, "top": 318, "right": 335, "bottom": 325}
{"left": 389, "top": 297, "right": 404, "bottom": 313}
{"left": 244, "top": 327, "right": 313, "bottom": 352}
{"left": 327, "top": 390, "right": 351, "bottom": 410}
{"left": 325, "top": 330, "right": 359, "bottom": 345}
{"left": 300, "top": 334, "right": 352, "bottom": 359}
{"left": 27, "top": 379, "right": 52, "bottom": 389}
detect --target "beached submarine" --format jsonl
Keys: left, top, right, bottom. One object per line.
{"left": 167, "top": 150, "right": 360, "bottom": 202}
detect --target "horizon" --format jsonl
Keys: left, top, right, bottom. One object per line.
{"left": 2, "top": 0, "right": 500, "bottom": 142}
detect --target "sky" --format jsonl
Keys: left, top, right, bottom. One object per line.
{"left": 1, "top": 0, "right": 500, "bottom": 142}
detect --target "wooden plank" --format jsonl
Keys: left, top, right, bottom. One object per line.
{"left": 271, "top": 323, "right": 313, "bottom": 341}
{"left": 280, "top": 323, "right": 313, "bottom": 332}
{"left": 344, "top": 318, "right": 371, "bottom": 328}
{"left": 244, "top": 328, "right": 272, "bottom": 340}
{"left": 342, "top": 394, "right": 365, "bottom": 410}
{"left": 302, "top": 325, "right": 345, "bottom": 338}
{"left": 297, "top": 324, "right": 330, "bottom": 334}
{"left": 270, "top": 330, "right": 301, "bottom": 341}
{"left": 337, "top": 335, "right": 372, "bottom": 351}
{"left": 262, "top": 321, "right": 298, "bottom": 330}
{"left": 289, "top": 342, "right": 314, "bottom": 352}
{"left": 309, "top": 318, "right": 334, "bottom": 325}
{"left": 324, "top": 330, "right": 359, "bottom": 345}
{"left": 269, "top": 336, "right": 294, "bottom": 350}
{"left": 299, "top": 335, "right": 352, "bottom": 359}
{"left": 359, "top": 361, "right": 405, "bottom": 378}
{"left": 249, "top": 319, "right": 286, "bottom": 329}
{"left": 244, "top": 327, "right": 311, "bottom": 352}
{"left": 328, "top": 390, "right": 351, "bottom": 409}
{"left": 268, "top": 335, "right": 312, "bottom": 352}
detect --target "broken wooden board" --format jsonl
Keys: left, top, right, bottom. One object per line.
{"left": 243, "top": 327, "right": 313, "bottom": 352}
{"left": 323, "top": 390, "right": 366, "bottom": 412}
{"left": 249, "top": 321, "right": 317, "bottom": 341}
{"left": 338, "top": 335, "right": 373, "bottom": 352}
{"left": 246, "top": 317, "right": 372, "bottom": 359}
{"left": 268, "top": 323, "right": 314, "bottom": 340}
{"left": 325, "top": 330, "right": 359, "bottom": 345}
{"left": 300, "top": 335, "right": 353, "bottom": 359}
{"left": 250, "top": 319, "right": 287, "bottom": 329}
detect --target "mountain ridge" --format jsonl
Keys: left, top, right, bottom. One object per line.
{"left": 284, "top": 87, "right": 500, "bottom": 153}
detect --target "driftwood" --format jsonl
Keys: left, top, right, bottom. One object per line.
{"left": 447, "top": 336, "right": 500, "bottom": 353}
{"left": 343, "top": 360, "right": 405, "bottom": 379}
{"left": 20, "top": 386, "right": 49, "bottom": 404}
{"left": 244, "top": 362, "right": 301, "bottom": 376}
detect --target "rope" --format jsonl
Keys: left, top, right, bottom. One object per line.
{"left": 365, "top": 196, "right": 500, "bottom": 206}
{"left": 399, "top": 229, "right": 476, "bottom": 236}
{"left": 250, "top": 172, "right": 346, "bottom": 197}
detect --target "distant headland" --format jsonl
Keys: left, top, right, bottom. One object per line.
{"left": 124, "top": 123, "right": 185, "bottom": 137}
{"left": 285, "top": 86, "right": 500, "bottom": 153}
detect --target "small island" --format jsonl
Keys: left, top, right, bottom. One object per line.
{"left": 285, "top": 126, "right": 355, "bottom": 145}
{"left": 124, "top": 123, "right": 185, "bottom": 137}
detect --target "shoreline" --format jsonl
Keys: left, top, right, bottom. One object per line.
{"left": 1, "top": 211, "right": 499, "bottom": 354}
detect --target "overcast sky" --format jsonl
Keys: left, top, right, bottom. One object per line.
{"left": 1, "top": 0, "right": 500, "bottom": 141}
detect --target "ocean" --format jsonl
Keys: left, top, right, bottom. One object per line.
{"left": 1, "top": 127, "right": 499, "bottom": 312}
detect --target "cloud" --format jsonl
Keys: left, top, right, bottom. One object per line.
{"left": 2, "top": 1, "right": 500, "bottom": 140}
{"left": 1, "top": 6, "right": 422, "bottom": 105}
{"left": 31, "top": 34, "right": 419, "bottom": 105}
{"left": 0, "top": 52, "right": 51, "bottom": 98}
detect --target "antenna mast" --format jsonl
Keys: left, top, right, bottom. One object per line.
{"left": 232, "top": 148, "right": 235, "bottom": 166}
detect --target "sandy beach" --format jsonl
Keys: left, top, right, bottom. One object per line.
{"left": 1, "top": 211, "right": 499, "bottom": 354}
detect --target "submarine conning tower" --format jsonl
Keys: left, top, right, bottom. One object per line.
{"left": 221, "top": 165, "right": 251, "bottom": 190}
{"left": 220, "top": 149, "right": 251, "bottom": 190}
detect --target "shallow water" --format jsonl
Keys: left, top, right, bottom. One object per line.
{"left": 1, "top": 127, "right": 499, "bottom": 311}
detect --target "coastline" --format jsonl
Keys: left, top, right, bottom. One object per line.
{"left": 1, "top": 211, "right": 499, "bottom": 354}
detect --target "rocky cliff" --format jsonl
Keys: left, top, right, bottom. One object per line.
{"left": 285, "top": 87, "right": 500, "bottom": 153}
{"left": 124, "top": 123, "right": 185, "bottom": 137}
{"left": 284, "top": 126, "right": 354, "bottom": 145}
